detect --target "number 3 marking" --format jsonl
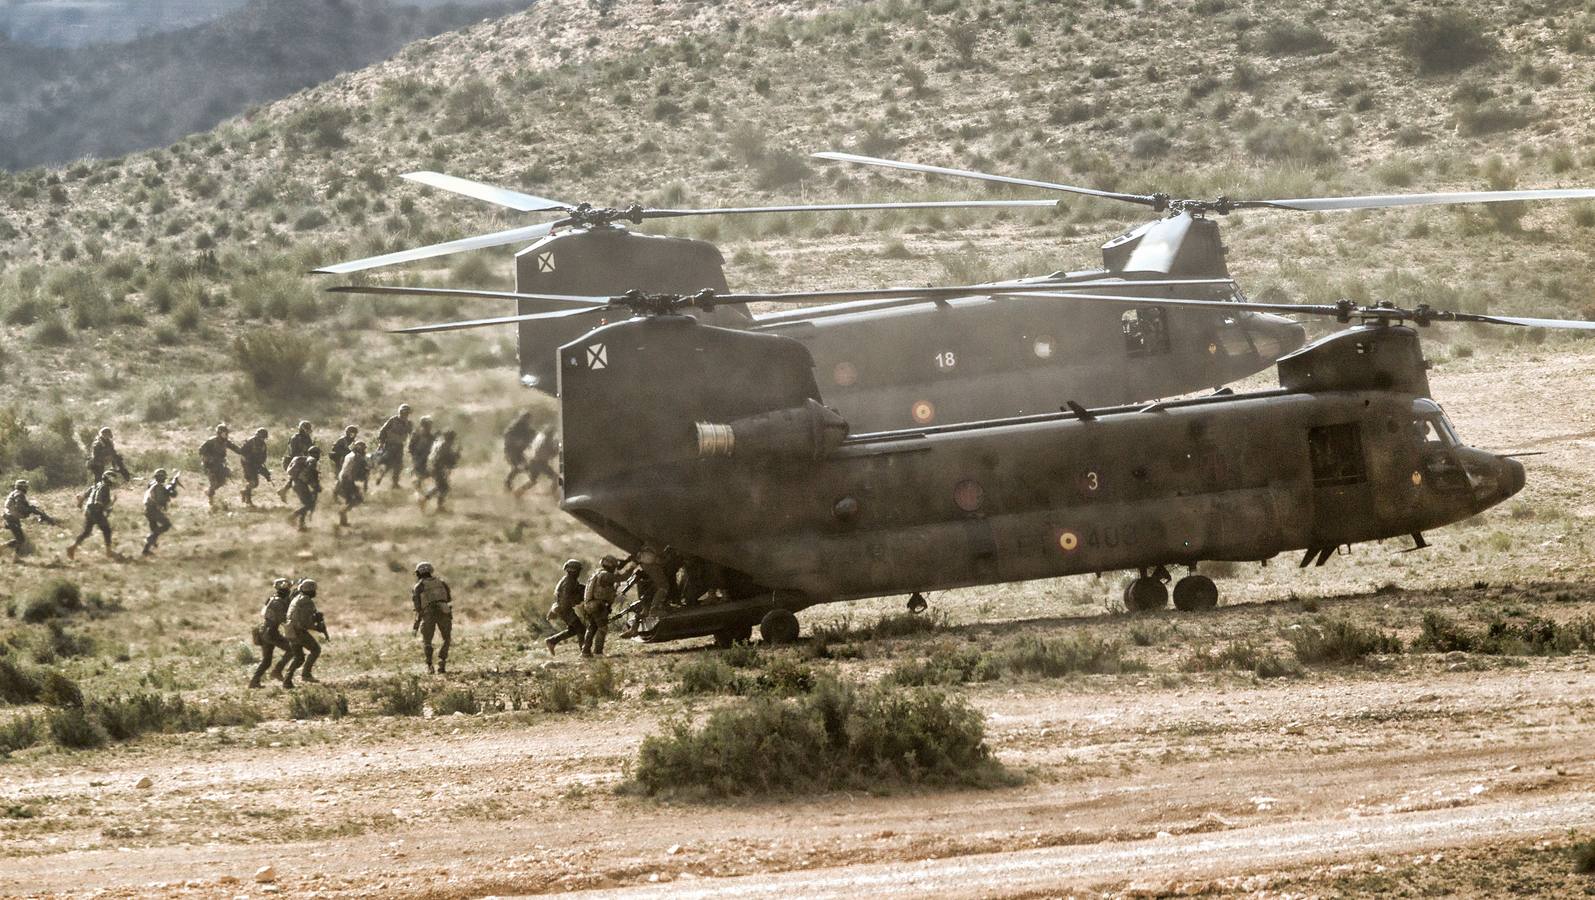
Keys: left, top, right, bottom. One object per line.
{"left": 1084, "top": 471, "right": 1100, "bottom": 492}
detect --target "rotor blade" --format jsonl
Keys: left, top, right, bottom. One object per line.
{"left": 711, "top": 281, "right": 1231, "bottom": 306}
{"left": 812, "top": 152, "right": 1164, "bottom": 208}
{"left": 1122, "top": 211, "right": 1194, "bottom": 274}
{"left": 1009, "top": 292, "right": 1595, "bottom": 332}
{"left": 325, "top": 285, "right": 610, "bottom": 310}
{"left": 1242, "top": 188, "right": 1595, "bottom": 212}
{"left": 312, "top": 221, "right": 559, "bottom": 275}
{"left": 637, "top": 199, "right": 1063, "bottom": 219}
{"left": 1468, "top": 313, "right": 1595, "bottom": 330}
{"left": 391, "top": 306, "right": 608, "bottom": 335}
{"left": 402, "top": 171, "right": 573, "bottom": 213}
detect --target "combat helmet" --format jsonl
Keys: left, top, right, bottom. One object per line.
{"left": 307, "top": 446, "right": 322, "bottom": 458}
{"left": 152, "top": 468, "right": 168, "bottom": 481}
{"left": 415, "top": 561, "right": 434, "bottom": 577}
{"left": 297, "top": 579, "right": 318, "bottom": 595}
{"left": 297, "top": 420, "right": 312, "bottom": 433}
{"left": 600, "top": 555, "right": 620, "bottom": 569}
{"left": 344, "top": 425, "right": 359, "bottom": 436}
{"left": 563, "top": 558, "right": 583, "bottom": 572}
{"left": 255, "top": 427, "right": 268, "bottom": 439}
{"left": 273, "top": 577, "right": 291, "bottom": 592}
{"left": 215, "top": 423, "right": 229, "bottom": 435}
{"left": 352, "top": 440, "right": 367, "bottom": 452}
{"left": 98, "top": 427, "right": 113, "bottom": 438}
{"left": 398, "top": 404, "right": 412, "bottom": 415}
{"left": 13, "top": 479, "right": 27, "bottom": 491}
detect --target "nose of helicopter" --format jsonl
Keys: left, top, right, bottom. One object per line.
{"left": 1248, "top": 312, "right": 1308, "bottom": 361}
{"left": 1502, "top": 456, "right": 1526, "bottom": 498}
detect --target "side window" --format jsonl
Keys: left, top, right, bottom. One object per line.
{"left": 1122, "top": 308, "right": 1171, "bottom": 357}
{"left": 1307, "top": 423, "right": 1366, "bottom": 486}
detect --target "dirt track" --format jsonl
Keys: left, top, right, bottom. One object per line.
{"left": 4, "top": 644, "right": 1592, "bottom": 898}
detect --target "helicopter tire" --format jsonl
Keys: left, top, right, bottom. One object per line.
{"left": 1124, "top": 578, "right": 1168, "bottom": 613}
{"left": 1172, "top": 574, "right": 1219, "bottom": 612}
{"left": 759, "top": 608, "right": 800, "bottom": 645}
{"left": 713, "top": 623, "right": 753, "bottom": 649}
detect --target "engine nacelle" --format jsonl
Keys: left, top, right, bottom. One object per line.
{"left": 697, "top": 399, "right": 849, "bottom": 461}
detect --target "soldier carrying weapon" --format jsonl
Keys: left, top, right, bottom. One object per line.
{"left": 238, "top": 427, "right": 273, "bottom": 507}
{"left": 87, "top": 426, "right": 131, "bottom": 482}
{"left": 373, "top": 404, "right": 414, "bottom": 489}
{"left": 281, "top": 579, "right": 328, "bottom": 688}
{"left": 335, "top": 441, "right": 369, "bottom": 527}
{"left": 285, "top": 446, "right": 322, "bottom": 531}
{"left": 141, "top": 468, "right": 180, "bottom": 557}
{"left": 329, "top": 425, "right": 359, "bottom": 475}
{"left": 545, "top": 559, "right": 586, "bottom": 656}
{"left": 249, "top": 577, "right": 294, "bottom": 688}
{"left": 198, "top": 423, "right": 242, "bottom": 507}
{"left": 66, "top": 471, "right": 117, "bottom": 560}
{"left": 280, "top": 421, "right": 314, "bottom": 489}
{"left": 411, "top": 561, "right": 453, "bottom": 674}
{"left": 3, "top": 479, "right": 57, "bottom": 559}
{"left": 407, "top": 415, "right": 436, "bottom": 492}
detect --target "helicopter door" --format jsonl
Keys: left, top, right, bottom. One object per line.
{"left": 1122, "top": 308, "right": 1171, "bottom": 357}
{"left": 1306, "top": 422, "right": 1374, "bottom": 545}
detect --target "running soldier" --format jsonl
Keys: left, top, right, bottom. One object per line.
{"left": 285, "top": 446, "right": 322, "bottom": 531}
{"left": 3, "top": 480, "right": 57, "bottom": 559}
{"left": 410, "top": 562, "right": 453, "bottom": 674}
{"left": 141, "top": 468, "right": 180, "bottom": 556}
{"left": 373, "top": 404, "right": 414, "bottom": 488}
{"left": 419, "top": 431, "right": 459, "bottom": 513}
{"left": 545, "top": 559, "right": 586, "bottom": 656}
{"left": 67, "top": 472, "right": 117, "bottom": 560}
{"left": 502, "top": 413, "right": 535, "bottom": 493}
{"left": 335, "top": 441, "right": 369, "bottom": 527}
{"left": 198, "top": 424, "right": 241, "bottom": 507}
{"left": 281, "top": 579, "right": 327, "bottom": 688}
{"left": 238, "top": 427, "right": 272, "bottom": 507}
{"left": 248, "top": 578, "right": 293, "bottom": 688}
{"left": 329, "top": 425, "right": 359, "bottom": 475}
{"left": 87, "top": 427, "right": 131, "bottom": 482}
{"left": 278, "top": 421, "right": 313, "bottom": 500}
{"left": 407, "top": 415, "right": 436, "bottom": 492}
{"left": 580, "top": 555, "right": 622, "bottom": 657}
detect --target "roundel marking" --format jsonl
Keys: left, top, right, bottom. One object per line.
{"left": 1058, "top": 531, "right": 1080, "bottom": 552}
{"left": 1208, "top": 342, "right": 1219, "bottom": 355}
{"left": 833, "top": 361, "right": 858, "bottom": 387}
{"left": 1411, "top": 470, "right": 1422, "bottom": 486}
{"left": 912, "top": 400, "right": 936, "bottom": 424}
{"left": 953, "top": 478, "right": 984, "bottom": 512}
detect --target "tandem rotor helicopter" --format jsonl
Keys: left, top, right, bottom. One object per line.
{"left": 391, "top": 278, "right": 1590, "bottom": 647}
{"left": 318, "top": 164, "right": 1595, "bottom": 433}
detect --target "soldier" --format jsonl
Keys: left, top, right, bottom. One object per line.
{"left": 502, "top": 413, "right": 535, "bottom": 493}
{"left": 278, "top": 421, "right": 313, "bottom": 500}
{"left": 410, "top": 561, "right": 453, "bottom": 674}
{"left": 3, "top": 480, "right": 57, "bottom": 559}
{"left": 329, "top": 425, "right": 359, "bottom": 475}
{"left": 580, "top": 555, "right": 621, "bottom": 657}
{"left": 198, "top": 423, "right": 242, "bottom": 506}
{"left": 520, "top": 427, "right": 559, "bottom": 497}
{"left": 248, "top": 577, "right": 293, "bottom": 688}
{"left": 281, "top": 578, "right": 327, "bottom": 688}
{"left": 373, "top": 404, "right": 414, "bottom": 488}
{"left": 407, "top": 415, "right": 436, "bottom": 492}
{"left": 141, "top": 468, "right": 179, "bottom": 557}
{"left": 419, "top": 431, "right": 459, "bottom": 513}
{"left": 335, "top": 441, "right": 369, "bottom": 527}
{"left": 545, "top": 558, "right": 586, "bottom": 656}
{"left": 66, "top": 472, "right": 117, "bottom": 560}
{"left": 285, "top": 446, "right": 322, "bottom": 531}
{"left": 238, "top": 427, "right": 272, "bottom": 507}
{"left": 87, "top": 426, "right": 131, "bottom": 482}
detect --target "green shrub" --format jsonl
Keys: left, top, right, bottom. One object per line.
{"left": 430, "top": 687, "right": 480, "bottom": 715}
{"left": 752, "top": 658, "right": 815, "bottom": 696}
{"left": 31, "top": 313, "right": 70, "bottom": 346}
{"left": 0, "top": 658, "right": 41, "bottom": 704}
{"left": 48, "top": 706, "right": 107, "bottom": 749}
{"left": 677, "top": 657, "right": 746, "bottom": 696}
{"left": 886, "top": 644, "right": 997, "bottom": 686}
{"left": 1182, "top": 641, "right": 1302, "bottom": 678}
{"left": 1575, "top": 839, "right": 1595, "bottom": 874}
{"left": 1286, "top": 617, "right": 1401, "bottom": 664}
{"left": 375, "top": 676, "right": 426, "bottom": 716}
{"left": 288, "top": 686, "right": 347, "bottom": 720}
{"left": 1412, "top": 611, "right": 1477, "bottom": 653}
{"left": 994, "top": 633, "right": 1131, "bottom": 677}
{"left": 37, "top": 669, "right": 82, "bottom": 707}
{"left": 1244, "top": 122, "right": 1336, "bottom": 164}
{"left": 141, "top": 386, "right": 182, "bottom": 423}
{"left": 0, "top": 714, "right": 42, "bottom": 756}
{"left": 1456, "top": 100, "right": 1537, "bottom": 137}
{"left": 232, "top": 330, "right": 341, "bottom": 402}
{"left": 0, "top": 407, "right": 81, "bottom": 490}
{"left": 539, "top": 661, "right": 621, "bottom": 712}
{"left": 14, "top": 579, "right": 86, "bottom": 623}
{"left": 633, "top": 678, "right": 1006, "bottom": 798}
{"left": 1398, "top": 11, "right": 1497, "bottom": 74}
{"left": 1261, "top": 21, "right": 1334, "bottom": 55}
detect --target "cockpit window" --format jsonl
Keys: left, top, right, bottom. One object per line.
{"left": 1411, "top": 400, "right": 1460, "bottom": 448}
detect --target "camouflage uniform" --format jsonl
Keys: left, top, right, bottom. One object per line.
{"left": 198, "top": 424, "right": 241, "bottom": 505}
{"left": 278, "top": 422, "right": 313, "bottom": 500}
{"left": 502, "top": 413, "right": 535, "bottom": 492}
{"left": 373, "top": 405, "right": 413, "bottom": 488}
{"left": 238, "top": 428, "right": 272, "bottom": 506}
{"left": 88, "top": 428, "right": 131, "bottom": 482}
{"left": 67, "top": 474, "right": 116, "bottom": 559}
{"left": 520, "top": 427, "right": 559, "bottom": 495}
{"left": 335, "top": 443, "right": 369, "bottom": 527}
{"left": 580, "top": 556, "right": 621, "bottom": 657}
{"left": 3, "top": 481, "right": 54, "bottom": 558}
{"left": 329, "top": 426, "right": 359, "bottom": 476}
{"left": 544, "top": 560, "right": 586, "bottom": 655}
{"left": 420, "top": 431, "right": 459, "bottom": 512}
{"left": 249, "top": 579, "right": 293, "bottom": 688}
{"left": 141, "top": 470, "right": 179, "bottom": 556}
{"left": 285, "top": 448, "right": 322, "bottom": 531}
{"left": 407, "top": 417, "right": 436, "bottom": 489}
{"left": 281, "top": 581, "right": 325, "bottom": 687}
{"left": 411, "top": 563, "right": 453, "bottom": 674}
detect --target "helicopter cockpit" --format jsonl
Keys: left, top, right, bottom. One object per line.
{"left": 1413, "top": 399, "right": 1469, "bottom": 490}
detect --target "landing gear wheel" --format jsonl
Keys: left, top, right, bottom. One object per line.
{"left": 906, "top": 592, "right": 928, "bottom": 614}
{"left": 759, "top": 608, "right": 800, "bottom": 645}
{"left": 1172, "top": 574, "right": 1219, "bottom": 612}
{"left": 713, "top": 623, "right": 752, "bottom": 649}
{"left": 1123, "top": 578, "right": 1168, "bottom": 613}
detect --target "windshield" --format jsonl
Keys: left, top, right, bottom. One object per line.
{"left": 1412, "top": 400, "right": 1460, "bottom": 448}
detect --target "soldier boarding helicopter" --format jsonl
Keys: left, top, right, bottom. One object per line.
{"left": 322, "top": 166, "right": 1595, "bottom": 432}
{"left": 394, "top": 283, "right": 1593, "bottom": 647}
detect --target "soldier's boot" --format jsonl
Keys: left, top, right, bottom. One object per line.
{"left": 276, "top": 485, "right": 290, "bottom": 502}
{"left": 269, "top": 661, "right": 286, "bottom": 681}
{"left": 424, "top": 645, "right": 434, "bottom": 674}
{"left": 141, "top": 537, "right": 154, "bottom": 558}
{"left": 242, "top": 488, "right": 254, "bottom": 507}
{"left": 66, "top": 543, "right": 77, "bottom": 560}
{"left": 248, "top": 676, "right": 263, "bottom": 689}
{"left": 301, "top": 665, "right": 319, "bottom": 683}
{"left": 436, "top": 648, "right": 447, "bottom": 675}
{"left": 544, "top": 635, "right": 558, "bottom": 656}
{"left": 338, "top": 509, "right": 349, "bottom": 527}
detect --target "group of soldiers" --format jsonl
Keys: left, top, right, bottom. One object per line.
{"left": 1, "top": 406, "right": 564, "bottom": 561}
{"left": 245, "top": 561, "right": 454, "bottom": 687}
{"left": 543, "top": 545, "right": 713, "bottom": 657}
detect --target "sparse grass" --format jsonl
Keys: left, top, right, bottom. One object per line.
{"left": 1285, "top": 617, "right": 1401, "bottom": 665}
{"left": 1575, "top": 839, "right": 1595, "bottom": 874}
{"left": 430, "top": 687, "right": 481, "bottom": 715}
{"left": 374, "top": 676, "right": 426, "bottom": 716}
{"left": 288, "top": 686, "right": 348, "bottom": 720}
{"left": 1397, "top": 10, "right": 1497, "bottom": 75}
{"left": 1182, "top": 641, "right": 1302, "bottom": 679}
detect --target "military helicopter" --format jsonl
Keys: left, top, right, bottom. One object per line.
{"left": 316, "top": 170, "right": 1307, "bottom": 430}
{"left": 451, "top": 282, "right": 1593, "bottom": 647}
{"left": 321, "top": 166, "right": 1595, "bottom": 432}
